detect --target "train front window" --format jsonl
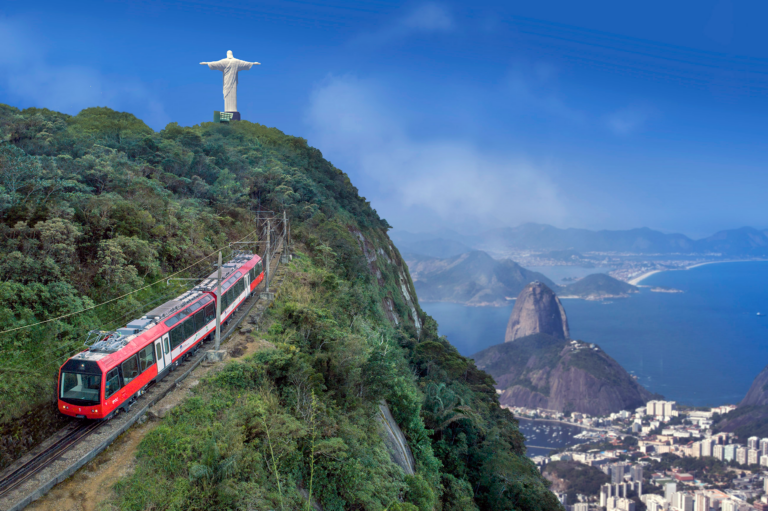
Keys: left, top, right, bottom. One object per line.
{"left": 60, "top": 372, "right": 101, "bottom": 405}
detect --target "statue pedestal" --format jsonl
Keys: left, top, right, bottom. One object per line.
{"left": 214, "top": 111, "right": 241, "bottom": 123}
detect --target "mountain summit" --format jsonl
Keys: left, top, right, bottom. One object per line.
{"left": 505, "top": 282, "right": 569, "bottom": 342}
{"left": 475, "top": 282, "right": 653, "bottom": 415}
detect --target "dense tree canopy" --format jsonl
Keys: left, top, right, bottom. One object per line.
{"left": 0, "top": 104, "right": 559, "bottom": 510}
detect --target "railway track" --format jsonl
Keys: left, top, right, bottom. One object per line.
{"left": 0, "top": 421, "right": 101, "bottom": 500}
{"left": 0, "top": 236, "right": 289, "bottom": 511}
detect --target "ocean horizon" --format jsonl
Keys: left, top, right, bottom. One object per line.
{"left": 422, "top": 261, "right": 768, "bottom": 407}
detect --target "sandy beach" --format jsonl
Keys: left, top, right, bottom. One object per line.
{"left": 628, "top": 259, "right": 767, "bottom": 285}
{"left": 628, "top": 269, "right": 663, "bottom": 285}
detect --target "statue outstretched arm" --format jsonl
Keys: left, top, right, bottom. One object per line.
{"left": 253, "top": 62, "right": 261, "bottom": 65}
{"left": 200, "top": 62, "right": 208, "bottom": 65}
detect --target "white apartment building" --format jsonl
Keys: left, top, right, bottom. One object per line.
{"left": 607, "top": 497, "right": 636, "bottom": 511}
{"left": 748, "top": 448, "right": 759, "bottom": 465}
{"left": 694, "top": 493, "right": 710, "bottom": 511}
{"left": 646, "top": 400, "right": 676, "bottom": 418}
{"left": 736, "top": 446, "right": 747, "bottom": 465}
{"left": 673, "top": 492, "right": 694, "bottom": 511}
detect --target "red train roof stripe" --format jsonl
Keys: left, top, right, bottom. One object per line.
{"left": 90, "top": 254, "right": 262, "bottom": 373}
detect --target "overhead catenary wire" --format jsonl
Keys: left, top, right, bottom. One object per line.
{"left": 0, "top": 227, "right": 266, "bottom": 337}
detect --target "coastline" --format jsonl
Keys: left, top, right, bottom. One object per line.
{"left": 628, "top": 270, "right": 663, "bottom": 285}
{"left": 628, "top": 259, "right": 768, "bottom": 285}
{"left": 515, "top": 415, "right": 610, "bottom": 433}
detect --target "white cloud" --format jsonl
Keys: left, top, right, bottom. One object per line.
{"left": 0, "top": 17, "right": 169, "bottom": 129}
{"left": 305, "top": 75, "right": 566, "bottom": 232}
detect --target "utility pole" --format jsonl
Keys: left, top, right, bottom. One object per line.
{"left": 265, "top": 219, "right": 271, "bottom": 293}
{"left": 214, "top": 251, "right": 222, "bottom": 351}
{"left": 283, "top": 210, "right": 289, "bottom": 259}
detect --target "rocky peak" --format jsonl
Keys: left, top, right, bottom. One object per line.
{"left": 740, "top": 365, "right": 768, "bottom": 407}
{"left": 505, "top": 281, "right": 569, "bottom": 342}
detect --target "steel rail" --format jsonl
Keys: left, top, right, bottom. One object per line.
{"left": 0, "top": 421, "right": 101, "bottom": 499}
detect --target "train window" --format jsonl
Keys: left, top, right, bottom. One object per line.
{"left": 121, "top": 355, "right": 140, "bottom": 385}
{"left": 105, "top": 368, "right": 120, "bottom": 398}
{"left": 236, "top": 279, "right": 244, "bottom": 295}
{"left": 155, "top": 343, "right": 163, "bottom": 363}
{"left": 170, "top": 326, "right": 183, "bottom": 349}
{"left": 188, "top": 301, "right": 202, "bottom": 314}
{"left": 60, "top": 372, "right": 101, "bottom": 405}
{"left": 205, "top": 303, "right": 215, "bottom": 323}
{"left": 164, "top": 336, "right": 170, "bottom": 354}
{"left": 194, "top": 310, "right": 205, "bottom": 331}
{"left": 138, "top": 345, "right": 154, "bottom": 372}
{"left": 183, "top": 317, "right": 195, "bottom": 340}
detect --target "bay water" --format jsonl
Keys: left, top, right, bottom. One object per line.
{"left": 422, "top": 261, "right": 768, "bottom": 407}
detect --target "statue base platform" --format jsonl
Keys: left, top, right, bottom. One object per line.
{"left": 214, "top": 111, "right": 241, "bottom": 123}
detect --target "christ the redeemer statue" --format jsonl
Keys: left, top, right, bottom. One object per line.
{"left": 200, "top": 50, "right": 260, "bottom": 113}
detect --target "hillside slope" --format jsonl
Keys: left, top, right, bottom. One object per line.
{"left": 0, "top": 105, "right": 559, "bottom": 510}
{"left": 407, "top": 250, "right": 557, "bottom": 306}
{"left": 473, "top": 333, "right": 653, "bottom": 416}
{"left": 559, "top": 274, "right": 638, "bottom": 300}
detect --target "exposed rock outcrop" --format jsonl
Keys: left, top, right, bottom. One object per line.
{"left": 740, "top": 365, "right": 768, "bottom": 407}
{"left": 505, "top": 282, "right": 569, "bottom": 342}
{"left": 376, "top": 401, "right": 415, "bottom": 475}
{"left": 474, "top": 333, "right": 654, "bottom": 416}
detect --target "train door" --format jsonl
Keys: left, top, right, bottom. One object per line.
{"left": 154, "top": 339, "right": 165, "bottom": 373}
{"left": 162, "top": 333, "right": 172, "bottom": 367}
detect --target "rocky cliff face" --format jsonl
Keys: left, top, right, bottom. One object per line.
{"left": 740, "top": 365, "right": 768, "bottom": 406}
{"left": 505, "top": 282, "right": 569, "bottom": 342}
{"left": 474, "top": 333, "right": 654, "bottom": 416}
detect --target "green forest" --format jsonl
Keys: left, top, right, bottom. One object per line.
{"left": 0, "top": 105, "right": 561, "bottom": 510}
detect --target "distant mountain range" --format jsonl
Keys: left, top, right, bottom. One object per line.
{"left": 405, "top": 251, "right": 557, "bottom": 306}
{"left": 392, "top": 223, "right": 768, "bottom": 257}
{"left": 404, "top": 251, "right": 637, "bottom": 306}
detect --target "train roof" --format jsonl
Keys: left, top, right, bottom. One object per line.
{"left": 195, "top": 251, "right": 258, "bottom": 294}
{"left": 67, "top": 251, "right": 260, "bottom": 371}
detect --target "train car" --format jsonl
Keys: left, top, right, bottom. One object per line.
{"left": 57, "top": 252, "right": 265, "bottom": 419}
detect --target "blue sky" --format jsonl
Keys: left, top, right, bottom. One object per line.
{"left": 1, "top": 0, "right": 767, "bottom": 237}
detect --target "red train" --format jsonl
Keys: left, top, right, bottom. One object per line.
{"left": 57, "top": 252, "right": 265, "bottom": 419}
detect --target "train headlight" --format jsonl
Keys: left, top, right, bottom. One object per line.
{"left": 92, "top": 409, "right": 98, "bottom": 413}
{"left": 62, "top": 405, "right": 69, "bottom": 410}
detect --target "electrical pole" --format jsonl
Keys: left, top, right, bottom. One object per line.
{"left": 283, "top": 210, "right": 289, "bottom": 258}
{"left": 265, "top": 219, "right": 271, "bottom": 293}
{"left": 214, "top": 251, "right": 222, "bottom": 351}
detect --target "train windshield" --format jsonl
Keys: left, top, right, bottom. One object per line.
{"left": 60, "top": 372, "right": 102, "bottom": 405}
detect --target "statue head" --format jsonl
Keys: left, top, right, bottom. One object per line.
{"left": 227, "top": 50, "right": 234, "bottom": 59}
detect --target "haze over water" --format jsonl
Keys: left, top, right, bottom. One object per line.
{"left": 423, "top": 261, "right": 768, "bottom": 407}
